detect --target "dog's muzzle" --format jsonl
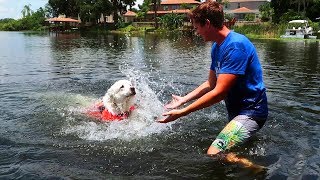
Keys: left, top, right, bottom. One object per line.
{"left": 131, "top": 87, "right": 136, "bottom": 95}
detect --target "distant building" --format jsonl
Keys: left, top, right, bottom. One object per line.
{"left": 123, "top": 0, "right": 268, "bottom": 24}
{"left": 145, "top": 0, "right": 200, "bottom": 21}
{"left": 45, "top": 14, "right": 80, "bottom": 31}
{"left": 159, "top": 0, "right": 201, "bottom": 11}
{"left": 222, "top": 0, "right": 269, "bottom": 21}
{"left": 123, "top": 11, "right": 137, "bottom": 23}
{"left": 97, "top": 13, "right": 115, "bottom": 23}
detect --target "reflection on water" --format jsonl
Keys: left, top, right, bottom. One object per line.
{"left": 0, "top": 31, "right": 319, "bottom": 179}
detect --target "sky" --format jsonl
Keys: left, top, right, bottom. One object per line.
{"left": 0, "top": 0, "right": 144, "bottom": 20}
{"left": 0, "top": 0, "right": 47, "bottom": 19}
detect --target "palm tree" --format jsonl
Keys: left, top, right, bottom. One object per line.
{"left": 152, "top": 0, "right": 161, "bottom": 29}
{"left": 291, "top": 0, "right": 315, "bottom": 16}
{"left": 21, "top": 4, "right": 33, "bottom": 18}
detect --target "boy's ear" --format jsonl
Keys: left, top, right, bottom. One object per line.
{"left": 205, "top": 19, "right": 211, "bottom": 27}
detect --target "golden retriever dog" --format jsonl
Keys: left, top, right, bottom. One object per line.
{"left": 86, "top": 79, "right": 136, "bottom": 121}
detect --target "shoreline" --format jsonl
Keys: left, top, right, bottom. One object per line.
{"left": 1, "top": 28, "right": 319, "bottom": 41}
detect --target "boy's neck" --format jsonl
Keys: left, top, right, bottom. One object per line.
{"left": 215, "top": 26, "right": 231, "bottom": 45}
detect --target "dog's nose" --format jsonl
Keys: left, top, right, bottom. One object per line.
{"left": 131, "top": 87, "right": 136, "bottom": 95}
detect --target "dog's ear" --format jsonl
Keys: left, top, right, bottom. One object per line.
{"left": 107, "top": 88, "right": 115, "bottom": 99}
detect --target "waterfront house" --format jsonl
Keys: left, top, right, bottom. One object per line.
{"left": 145, "top": 0, "right": 200, "bottom": 21}
{"left": 123, "top": 11, "right": 137, "bottom": 23}
{"left": 45, "top": 14, "right": 80, "bottom": 31}
{"left": 124, "top": 0, "right": 268, "bottom": 26}
{"left": 222, "top": 0, "right": 268, "bottom": 21}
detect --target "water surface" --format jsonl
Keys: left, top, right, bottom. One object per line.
{"left": 0, "top": 31, "right": 319, "bottom": 179}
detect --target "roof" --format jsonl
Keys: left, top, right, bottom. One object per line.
{"left": 223, "top": 0, "right": 268, "bottom": 2}
{"left": 124, "top": 10, "right": 137, "bottom": 17}
{"left": 229, "top": 7, "right": 255, "bottom": 13}
{"left": 288, "top": 20, "right": 308, "bottom": 23}
{"left": 161, "top": 0, "right": 201, "bottom": 5}
{"left": 45, "top": 17, "right": 80, "bottom": 23}
{"left": 147, "top": 9, "right": 191, "bottom": 14}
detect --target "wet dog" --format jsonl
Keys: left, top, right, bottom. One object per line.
{"left": 86, "top": 80, "right": 136, "bottom": 121}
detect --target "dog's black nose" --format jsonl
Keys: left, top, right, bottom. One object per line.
{"left": 131, "top": 87, "right": 136, "bottom": 95}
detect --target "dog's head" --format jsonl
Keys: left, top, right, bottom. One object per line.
{"left": 102, "top": 80, "right": 136, "bottom": 115}
{"left": 106, "top": 79, "right": 136, "bottom": 102}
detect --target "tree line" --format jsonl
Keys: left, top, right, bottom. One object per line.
{"left": 47, "top": 0, "right": 135, "bottom": 26}
{"left": 0, "top": 0, "right": 319, "bottom": 31}
{"left": 270, "top": 0, "right": 320, "bottom": 23}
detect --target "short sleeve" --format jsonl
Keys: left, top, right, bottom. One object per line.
{"left": 210, "top": 43, "right": 217, "bottom": 71}
{"left": 219, "top": 48, "right": 248, "bottom": 75}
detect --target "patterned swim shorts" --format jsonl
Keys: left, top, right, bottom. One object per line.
{"left": 211, "top": 115, "right": 264, "bottom": 152}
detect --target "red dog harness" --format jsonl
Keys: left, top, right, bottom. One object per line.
{"left": 87, "top": 102, "right": 135, "bottom": 121}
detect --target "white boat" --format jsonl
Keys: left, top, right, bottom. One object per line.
{"left": 281, "top": 20, "right": 317, "bottom": 39}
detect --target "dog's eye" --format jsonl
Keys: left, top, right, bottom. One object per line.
{"left": 120, "top": 85, "right": 124, "bottom": 89}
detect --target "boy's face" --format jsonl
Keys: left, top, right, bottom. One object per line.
{"left": 192, "top": 20, "right": 211, "bottom": 41}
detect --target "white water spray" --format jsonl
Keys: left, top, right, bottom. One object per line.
{"left": 62, "top": 67, "right": 172, "bottom": 141}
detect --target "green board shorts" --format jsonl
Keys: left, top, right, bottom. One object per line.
{"left": 211, "top": 115, "right": 266, "bottom": 152}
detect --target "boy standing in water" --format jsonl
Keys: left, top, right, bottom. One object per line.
{"left": 158, "top": 0, "right": 268, "bottom": 165}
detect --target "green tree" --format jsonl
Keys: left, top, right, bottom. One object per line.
{"left": 44, "top": 3, "right": 54, "bottom": 18}
{"left": 290, "top": 0, "right": 315, "bottom": 15}
{"left": 48, "top": 0, "right": 80, "bottom": 17}
{"left": 270, "top": 0, "right": 290, "bottom": 23}
{"left": 306, "top": 0, "right": 320, "bottom": 21}
{"left": 21, "top": 4, "right": 33, "bottom": 18}
{"left": 0, "top": 6, "right": 47, "bottom": 31}
{"left": 244, "top": 14, "right": 255, "bottom": 21}
{"left": 0, "top": 18, "right": 15, "bottom": 23}
{"left": 137, "top": 0, "right": 160, "bottom": 28}
{"left": 152, "top": 0, "right": 161, "bottom": 28}
{"left": 159, "top": 13, "right": 184, "bottom": 30}
{"left": 111, "top": 0, "right": 136, "bottom": 27}
{"left": 259, "top": 2, "right": 273, "bottom": 22}
{"left": 137, "top": 0, "right": 151, "bottom": 20}
{"left": 79, "top": 1, "right": 95, "bottom": 23}
{"left": 48, "top": 0, "right": 113, "bottom": 25}
{"left": 271, "top": 0, "right": 319, "bottom": 23}
{"left": 279, "top": 9, "right": 304, "bottom": 23}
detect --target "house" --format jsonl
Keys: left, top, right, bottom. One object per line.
{"left": 45, "top": 14, "right": 80, "bottom": 31}
{"left": 143, "top": 0, "right": 200, "bottom": 22}
{"left": 150, "top": 0, "right": 200, "bottom": 17}
{"left": 222, "top": 0, "right": 269, "bottom": 21}
{"left": 158, "top": 0, "right": 201, "bottom": 11}
{"left": 97, "top": 13, "right": 115, "bottom": 23}
{"left": 123, "top": 0, "right": 267, "bottom": 25}
{"left": 123, "top": 11, "right": 137, "bottom": 23}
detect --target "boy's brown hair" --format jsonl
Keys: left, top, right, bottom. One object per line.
{"left": 188, "top": 0, "right": 224, "bottom": 29}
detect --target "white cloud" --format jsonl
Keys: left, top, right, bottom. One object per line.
{"left": 0, "top": 7, "right": 5, "bottom": 13}
{"left": 0, "top": 0, "right": 9, "bottom": 4}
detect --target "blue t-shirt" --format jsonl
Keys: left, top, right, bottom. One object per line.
{"left": 210, "top": 31, "right": 268, "bottom": 120}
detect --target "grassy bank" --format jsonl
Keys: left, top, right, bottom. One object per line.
{"left": 233, "top": 22, "right": 320, "bottom": 39}
{"left": 111, "top": 22, "right": 304, "bottom": 39}
{"left": 2, "top": 21, "right": 319, "bottom": 40}
{"left": 233, "top": 22, "right": 287, "bottom": 39}
{"left": 110, "top": 22, "right": 288, "bottom": 39}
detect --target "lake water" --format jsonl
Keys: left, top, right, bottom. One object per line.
{"left": 0, "top": 31, "right": 319, "bottom": 179}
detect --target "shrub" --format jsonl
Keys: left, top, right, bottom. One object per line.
{"left": 234, "top": 22, "right": 286, "bottom": 38}
{"left": 159, "top": 13, "right": 185, "bottom": 30}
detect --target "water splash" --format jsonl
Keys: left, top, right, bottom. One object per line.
{"left": 61, "top": 67, "right": 172, "bottom": 141}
